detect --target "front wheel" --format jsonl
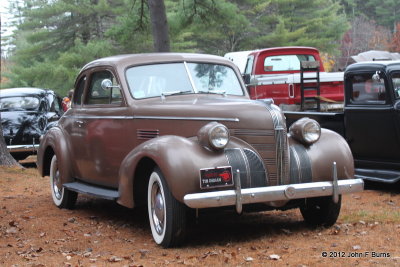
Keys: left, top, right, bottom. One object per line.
{"left": 300, "top": 195, "right": 341, "bottom": 227}
{"left": 50, "top": 155, "right": 77, "bottom": 209}
{"left": 147, "top": 168, "right": 186, "bottom": 248}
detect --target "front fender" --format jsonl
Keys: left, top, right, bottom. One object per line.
{"left": 37, "top": 127, "right": 73, "bottom": 184}
{"left": 288, "top": 128, "right": 354, "bottom": 183}
{"left": 117, "top": 136, "right": 253, "bottom": 208}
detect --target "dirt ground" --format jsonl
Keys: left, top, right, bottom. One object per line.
{"left": 1, "top": 158, "right": 400, "bottom": 267}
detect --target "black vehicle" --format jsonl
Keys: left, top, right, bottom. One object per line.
{"left": 0, "top": 88, "right": 63, "bottom": 160}
{"left": 285, "top": 61, "right": 400, "bottom": 183}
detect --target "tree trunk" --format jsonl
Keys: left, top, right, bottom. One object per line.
{"left": 148, "top": 0, "right": 170, "bottom": 52}
{"left": 0, "top": 120, "right": 20, "bottom": 166}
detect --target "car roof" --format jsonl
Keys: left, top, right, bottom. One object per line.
{"left": 80, "top": 53, "right": 237, "bottom": 72}
{"left": 345, "top": 60, "right": 400, "bottom": 73}
{"left": 0, "top": 88, "right": 53, "bottom": 98}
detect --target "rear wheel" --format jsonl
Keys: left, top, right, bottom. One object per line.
{"left": 300, "top": 195, "right": 341, "bottom": 227}
{"left": 50, "top": 155, "right": 77, "bottom": 209}
{"left": 147, "top": 168, "right": 186, "bottom": 248}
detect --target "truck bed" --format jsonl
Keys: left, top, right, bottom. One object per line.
{"left": 284, "top": 111, "right": 345, "bottom": 137}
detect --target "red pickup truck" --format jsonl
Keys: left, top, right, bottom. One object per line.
{"left": 225, "top": 47, "right": 344, "bottom": 109}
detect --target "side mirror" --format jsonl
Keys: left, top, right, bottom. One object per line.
{"left": 101, "top": 79, "right": 120, "bottom": 90}
{"left": 242, "top": 74, "right": 251, "bottom": 84}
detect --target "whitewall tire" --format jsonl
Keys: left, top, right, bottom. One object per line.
{"left": 50, "top": 155, "right": 77, "bottom": 209}
{"left": 147, "top": 168, "right": 186, "bottom": 247}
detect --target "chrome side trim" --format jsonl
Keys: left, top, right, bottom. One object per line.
{"left": 184, "top": 179, "right": 364, "bottom": 209}
{"left": 289, "top": 146, "right": 301, "bottom": 183}
{"left": 262, "top": 103, "right": 289, "bottom": 185}
{"left": 64, "top": 115, "right": 239, "bottom": 122}
{"left": 64, "top": 115, "right": 134, "bottom": 120}
{"left": 133, "top": 116, "right": 240, "bottom": 122}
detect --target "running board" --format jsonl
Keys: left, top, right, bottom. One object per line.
{"left": 64, "top": 182, "right": 119, "bottom": 200}
{"left": 355, "top": 168, "right": 400, "bottom": 184}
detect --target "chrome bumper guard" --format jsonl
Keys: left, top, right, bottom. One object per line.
{"left": 184, "top": 163, "right": 364, "bottom": 210}
{"left": 7, "top": 144, "right": 39, "bottom": 153}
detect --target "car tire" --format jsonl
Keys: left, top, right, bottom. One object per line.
{"left": 300, "top": 195, "right": 341, "bottom": 227}
{"left": 50, "top": 155, "right": 77, "bottom": 209}
{"left": 147, "top": 167, "right": 186, "bottom": 248}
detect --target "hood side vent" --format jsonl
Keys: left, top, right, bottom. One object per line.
{"left": 137, "top": 129, "right": 159, "bottom": 140}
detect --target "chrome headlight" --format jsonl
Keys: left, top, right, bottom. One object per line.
{"left": 197, "top": 122, "right": 230, "bottom": 150}
{"left": 289, "top": 118, "right": 321, "bottom": 145}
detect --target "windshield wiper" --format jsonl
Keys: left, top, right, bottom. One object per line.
{"left": 160, "top": 90, "right": 193, "bottom": 100}
{"left": 198, "top": 90, "right": 227, "bottom": 96}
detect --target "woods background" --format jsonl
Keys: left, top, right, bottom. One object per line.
{"left": 1, "top": 0, "right": 399, "bottom": 97}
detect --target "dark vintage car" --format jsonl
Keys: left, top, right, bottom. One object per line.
{"left": 1, "top": 88, "right": 63, "bottom": 160}
{"left": 37, "top": 53, "right": 364, "bottom": 247}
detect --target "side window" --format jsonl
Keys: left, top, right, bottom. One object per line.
{"left": 110, "top": 76, "right": 122, "bottom": 104}
{"left": 87, "top": 71, "right": 121, "bottom": 105}
{"left": 350, "top": 73, "right": 386, "bottom": 104}
{"left": 392, "top": 72, "right": 400, "bottom": 99}
{"left": 244, "top": 56, "right": 254, "bottom": 75}
{"left": 74, "top": 76, "right": 86, "bottom": 106}
{"left": 47, "top": 93, "right": 61, "bottom": 113}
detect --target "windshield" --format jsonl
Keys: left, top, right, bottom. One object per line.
{"left": 264, "top": 54, "right": 316, "bottom": 71}
{"left": 126, "top": 62, "right": 243, "bottom": 99}
{"left": 187, "top": 63, "right": 243, "bottom": 95}
{"left": 0, "top": 96, "right": 40, "bottom": 111}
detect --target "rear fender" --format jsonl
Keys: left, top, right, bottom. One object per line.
{"left": 37, "top": 127, "right": 73, "bottom": 184}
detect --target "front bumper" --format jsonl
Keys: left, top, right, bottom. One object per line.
{"left": 184, "top": 178, "right": 363, "bottom": 209}
{"left": 7, "top": 144, "right": 39, "bottom": 153}
{"left": 184, "top": 164, "right": 363, "bottom": 212}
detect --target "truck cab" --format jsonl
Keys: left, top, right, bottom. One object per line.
{"left": 285, "top": 61, "right": 400, "bottom": 183}
{"left": 239, "top": 47, "right": 344, "bottom": 108}
{"left": 344, "top": 61, "right": 400, "bottom": 183}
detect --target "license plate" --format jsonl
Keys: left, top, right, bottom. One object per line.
{"left": 200, "top": 166, "right": 233, "bottom": 189}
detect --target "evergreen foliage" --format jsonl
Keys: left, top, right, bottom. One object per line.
{"left": 2, "top": 0, "right": 397, "bottom": 95}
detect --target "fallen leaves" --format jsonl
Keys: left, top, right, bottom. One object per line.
{"left": 269, "top": 254, "right": 281, "bottom": 260}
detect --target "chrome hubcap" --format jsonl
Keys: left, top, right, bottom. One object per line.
{"left": 151, "top": 182, "right": 165, "bottom": 235}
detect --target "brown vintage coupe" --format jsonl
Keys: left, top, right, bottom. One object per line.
{"left": 37, "top": 53, "right": 363, "bottom": 247}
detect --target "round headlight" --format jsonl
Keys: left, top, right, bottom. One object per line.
{"left": 289, "top": 118, "right": 321, "bottom": 145}
{"left": 303, "top": 120, "right": 321, "bottom": 143}
{"left": 197, "top": 122, "right": 230, "bottom": 150}
{"left": 209, "top": 124, "right": 230, "bottom": 149}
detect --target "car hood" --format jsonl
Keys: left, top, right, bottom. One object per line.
{"left": 133, "top": 95, "right": 280, "bottom": 129}
{"left": 1, "top": 111, "right": 45, "bottom": 144}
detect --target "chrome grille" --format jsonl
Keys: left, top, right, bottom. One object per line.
{"left": 231, "top": 128, "right": 278, "bottom": 185}
{"left": 231, "top": 103, "right": 289, "bottom": 186}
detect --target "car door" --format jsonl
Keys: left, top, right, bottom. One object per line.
{"left": 68, "top": 69, "right": 135, "bottom": 188}
{"left": 344, "top": 71, "right": 400, "bottom": 169}
{"left": 391, "top": 71, "right": 400, "bottom": 159}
